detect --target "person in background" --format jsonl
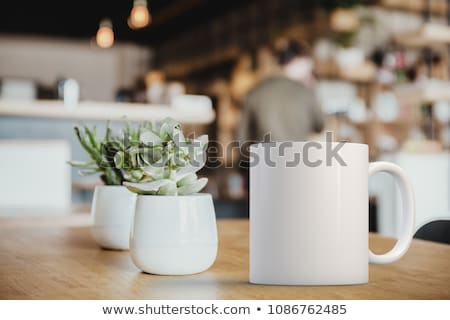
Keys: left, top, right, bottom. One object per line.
{"left": 238, "top": 39, "right": 324, "bottom": 144}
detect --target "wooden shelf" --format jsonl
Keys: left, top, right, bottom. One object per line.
{"left": 162, "top": 46, "right": 241, "bottom": 78}
{"left": 381, "top": 0, "right": 449, "bottom": 17}
{"left": 394, "top": 23, "right": 450, "bottom": 48}
{"left": 315, "top": 60, "right": 376, "bottom": 84}
{"left": 0, "top": 99, "right": 215, "bottom": 124}
{"left": 395, "top": 81, "right": 450, "bottom": 103}
{"left": 350, "top": 120, "right": 412, "bottom": 127}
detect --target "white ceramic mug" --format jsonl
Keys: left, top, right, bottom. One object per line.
{"left": 250, "top": 141, "right": 415, "bottom": 285}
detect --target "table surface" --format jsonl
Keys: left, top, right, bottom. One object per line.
{"left": 1, "top": 215, "right": 449, "bottom": 299}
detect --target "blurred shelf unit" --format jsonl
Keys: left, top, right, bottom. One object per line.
{"left": 393, "top": 23, "right": 450, "bottom": 48}
{"left": 0, "top": 99, "right": 215, "bottom": 124}
{"left": 381, "top": 0, "right": 449, "bottom": 16}
{"left": 395, "top": 80, "right": 450, "bottom": 103}
{"left": 350, "top": 119, "right": 414, "bottom": 127}
{"left": 315, "top": 60, "right": 376, "bottom": 84}
{"left": 162, "top": 46, "right": 241, "bottom": 78}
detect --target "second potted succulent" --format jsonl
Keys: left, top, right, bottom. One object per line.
{"left": 123, "top": 118, "right": 218, "bottom": 275}
{"left": 69, "top": 123, "right": 146, "bottom": 250}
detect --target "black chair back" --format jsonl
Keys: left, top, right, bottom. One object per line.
{"left": 414, "top": 220, "right": 450, "bottom": 244}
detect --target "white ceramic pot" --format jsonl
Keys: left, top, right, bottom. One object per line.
{"left": 130, "top": 193, "right": 218, "bottom": 275}
{"left": 91, "top": 185, "right": 137, "bottom": 250}
{"left": 335, "top": 47, "right": 364, "bottom": 69}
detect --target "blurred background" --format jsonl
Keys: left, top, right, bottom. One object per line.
{"left": 0, "top": 0, "right": 449, "bottom": 239}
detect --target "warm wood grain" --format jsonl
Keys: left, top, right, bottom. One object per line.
{"left": 0, "top": 215, "right": 449, "bottom": 299}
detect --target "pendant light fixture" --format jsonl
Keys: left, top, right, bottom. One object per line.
{"left": 129, "top": 0, "right": 151, "bottom": 29}
{"left": 96, "top": 18, "right": 114, "bottom": 48}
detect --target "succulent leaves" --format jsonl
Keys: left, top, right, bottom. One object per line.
{"left": 123, "top": 117, "right": 208, "bottom": 195}
{"left": 69, "top": 118, "right": 208, "bottom": 195}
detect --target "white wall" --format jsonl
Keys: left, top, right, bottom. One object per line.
{"left": 0, "top": 35, "right": 152, "bottom": 101}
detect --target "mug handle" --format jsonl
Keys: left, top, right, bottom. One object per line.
{"left": 368, "top": 161, "right": 415, "bottom": 264}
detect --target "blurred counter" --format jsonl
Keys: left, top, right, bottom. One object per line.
{"left": 0, "top": 99, "right": 215, "bottom": 124}
{"left": 0, "top": 97, "right": 215, "bottom": 211}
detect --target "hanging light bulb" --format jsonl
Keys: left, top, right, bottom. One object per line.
{"left": 96, "top": 18, "right": 114, "bottom": 49}
{"left": 129, "top": 0, "right": 151, "bottom": 29}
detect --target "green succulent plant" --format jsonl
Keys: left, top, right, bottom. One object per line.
{"left": 68, "top": 123, "right": 123, "bottom": 185}
{"left": 69, "top": 122, "right": 150, "bottom": 185}
{"left": 122, "top": 118, "right": 209, "bottom": 196}
{"left": 69, "top": 118, "right": 208, "bottom": 195}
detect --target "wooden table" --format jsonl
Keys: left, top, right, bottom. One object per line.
{"left": 1, "top": 215, "right": 449, "bottom": 299}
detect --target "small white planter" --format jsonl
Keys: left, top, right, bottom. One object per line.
{"left": 335, "top": 47, "right": 364, "bottom": 69}
{"left": 91, "top": 185, "right": 137, "bottom": 250}
{"left": 130, "top": 193, "right": 218, "bottom": 275}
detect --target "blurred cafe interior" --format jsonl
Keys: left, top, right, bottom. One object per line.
{"left": 0, "top": 0, "right": 449, "bottom": 240}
